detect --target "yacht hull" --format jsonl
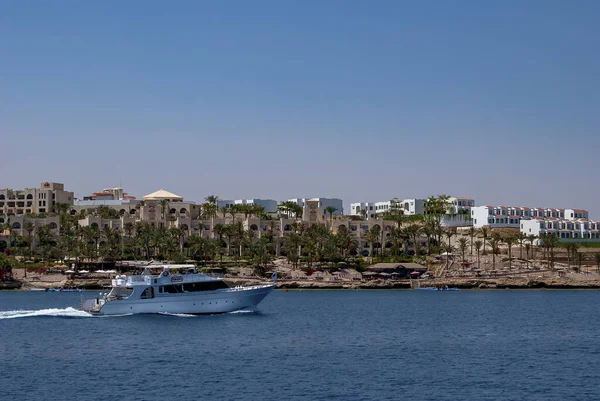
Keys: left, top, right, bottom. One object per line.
{"left": 85, "top": 285, "right": 275, "bottom": 315}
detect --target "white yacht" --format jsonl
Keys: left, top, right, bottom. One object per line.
{"left": 80, "top": 264, "right": 275, "bottom": 315}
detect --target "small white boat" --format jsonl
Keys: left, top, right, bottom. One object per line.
{"left": 80, "top": 264, "right": 275, "bottom": 315}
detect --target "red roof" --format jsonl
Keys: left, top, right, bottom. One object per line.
{"left": 573, "top": 209, "right": 588, "bottom": 213}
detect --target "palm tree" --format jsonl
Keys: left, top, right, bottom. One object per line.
{"left": 517, "top": 232, "right": 527, "bottom": 260}
{"left": 386, "top": 210, "right": 405, "bottom": 230}
{"left": 457, "top": 237, "right": 469, "bottom": 262}
{"left": 480, "top": 227, "right": 490, "bottom": 254}
{"left": 444, "top": 228, "right": 455, "bottom": 249}
{"left": 239, "top": 204, "right": 252, "bottom": 220}
{"left": 365, "top": 226, "right": 380, "bottom": 264}
{"left": 388, "top": 226, "right": 404, "bottom": 257}
{"left": 442, "top": 243, "right": 455, "bottom": 276}
{"left": 232, "top": 221, "right": 246, "bottom": 257}
{"left": 524, "top": 243, "right": 531, "bottom": 269}
{"left": 527, "top": 234, "right": 538, "bottom": 260}
{"left": 405, "top": 224, "right": 422, "bottom": 257}
{"left": 229, "top": 204, "right": 240, "bottom": 224}
{"left": 324, "top": 206, "right": 337, "bottom": 227}
{"left": 277, "top": 201, "right": 303, "bottom": 219}
{"left": 219, "top": 206, "right": 228, "bottom": 219}
{"left": 24, "top": 222, "right": 35, "bottom": 255}
{"left": 467, "top": 226, "right": 476, "bottom": 255}
{"left": 539, "top": 233, "right": 558, "bottom": 270}
{"left": 488, "top": 237, "right": 500, "bottom": 271}
{"left": 250, "top": 237, "right": 273, "bottom": 269}
{"left": 250, "top": 204, "right": 265, "bottom": 219}
{"left": 159, "top": 199, "right": 169, "bottom": 223}
{"left": 124, "top": 222, "right": 135, "bottom": 237}
{"left": 504, "top": 237, "right": 516, "bottom": 270}
{"left": 421, "top": 223, "right": 435, "bottom": 255}
{"left": 568, "top": 244, "right": 580, "bottom": 268}
{"left": 213, "top": 223, "right": 227, "bottom": 241}
{"left": 205, "top": 195, "right": 219, "bottom": 205}
{"left": 223, "top": 225, "right": 235, "bottom": 257}
{"left": 474, "top": 240, "right": 483, "bottom": 269}
{"left": 576, "top": 252, "right": 586, "bottom": 272}
{"left": 283, "top": 232, "right": 302, "bottom": 269}
{"left": 55, "top": 202, "right": 70, "bottom": 233}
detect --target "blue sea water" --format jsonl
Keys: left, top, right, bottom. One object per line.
{"left": 1, "top": 290, "right": 600, "bottom": 401}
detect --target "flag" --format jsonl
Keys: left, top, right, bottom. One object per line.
{"left": 271, "top": 272, "right": 278, "bottom": 281}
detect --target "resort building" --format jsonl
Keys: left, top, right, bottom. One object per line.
{"left": 288, "top": 198, "right": 344, "bottom": 217}
{"left": 351, "top": 197, "right": 470, "bottom": 220}
{"left": 72, "top": 187, "right": 140, "bottom": 216}
{"left": 0, "top": 182, "right": 74, "bottom": 216}
{"left": 350, "top": 202, "right": 376, "bottom": 218}
{"left": 350, "top": 200, "right": 404, "bottom": 219}
{"left": 398, "top": 199, "right": 426, "bottom": 215}
{"left": 217, "top": 198, "right": 278, "bottom": 213}
{"left": 71, "top": 188, "right": 200, "bottom": 229}
{"left": 448, "top": 197, "right": 475, "bottom": 214}
{"left": 521, "top": 218, "right": 600, "bottom": 244}
{"left": 471, "top": 205, "right": 590, "bottom": 229}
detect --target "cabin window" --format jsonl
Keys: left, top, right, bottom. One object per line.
{"left": 141, "top": 287, "right": 152, "bottom": 299}
{"left": 161, "top": 285, "right": 184, "bottom": 294}
{"left": 182, "top": 281, "right": 229, "bottom": 292}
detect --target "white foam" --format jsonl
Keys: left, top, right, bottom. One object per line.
{"left": 158, "top": 312, "right": 196, "bottom": 317}
{"left": 0, "top": 307, "right": 93, "bottom": 319}
{"left": 227, "top": 309, "right": 255, "bottom": 314}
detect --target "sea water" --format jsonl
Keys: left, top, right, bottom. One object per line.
{"left": 1, "top": 290, "right": 599, "bottom": 401}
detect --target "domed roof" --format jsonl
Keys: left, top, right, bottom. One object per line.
{"left": 142, "top": 189, "right": 183, "bottom": 201}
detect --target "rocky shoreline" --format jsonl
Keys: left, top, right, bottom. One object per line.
{"left": 272, "top": 277, "right": 600, "bottom": 290}
{"left": 10, "top": 275, "right": 600, "bottom": 291}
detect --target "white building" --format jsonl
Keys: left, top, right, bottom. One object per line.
{"left": 521, "top": 218, "right": 600, "bottom": 244}
{"left": 351, "top": 198, "right": 429, "bottom": 219}
{"left": 399, "top": 199, "right": 426, "bottom": 215}
{"left": 472, "top": 205, "right": 590, "bottom": 229}
{"left": 289, "top": 198, "right": 344, "bottom": 216}
{"left": 447, "top": 197, "right": 475, "bottom": 214}
{"left": 350, "top": 202, "right": 375, "bottom": 218}
{"left": 217, "top": 199, "right": 278, "bottom": 213}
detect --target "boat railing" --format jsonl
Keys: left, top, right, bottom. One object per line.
{"left": 127, "top": 275, "right": 148, "bottom": 284}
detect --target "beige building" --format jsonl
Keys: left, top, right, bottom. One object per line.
{"left": 70, "top": 188, "right": 201, "bottom": 231}
{"left": 1, "top": 187, "right": 418, "bottom": 257}
{"left": 0, "top": 215, "right": 61, "bottom": 248}
{"left": 0, "top": 182, "right": 74, "bottom": 216}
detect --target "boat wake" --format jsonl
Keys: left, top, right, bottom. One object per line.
{"left": 228, "top": 309, "right": 256, "bottom": 314}
{"left": 158, "top": 312, "right": 196, "bottom": 318}
{"left": 0, "top": 307, "right": 93, "bottom": 319}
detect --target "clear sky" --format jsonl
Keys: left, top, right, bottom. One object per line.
{"left": 2, "top": 1, "right": 599, "bottom": 215}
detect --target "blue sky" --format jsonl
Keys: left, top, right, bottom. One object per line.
{"left": 2, "top": 1, "right": 599, "bottom": 215}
